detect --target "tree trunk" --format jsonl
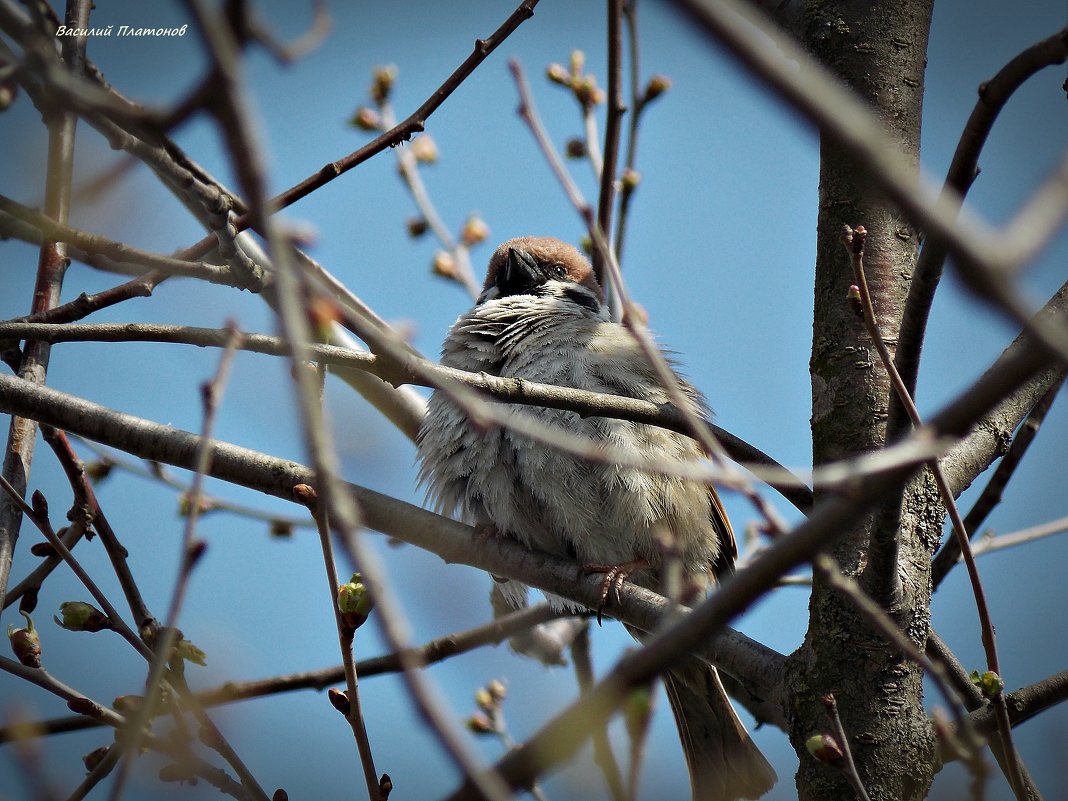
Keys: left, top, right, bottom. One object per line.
{"left": 785, "top": 1, "right": 938, "bottom": 799}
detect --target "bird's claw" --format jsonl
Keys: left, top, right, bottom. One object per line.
{"left": 582, "top": 558, "right": 649, "bottom": 625}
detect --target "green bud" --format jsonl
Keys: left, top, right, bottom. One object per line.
{"left": 623, "top": 685, "right": 653, "bottom": 742}
{"left": 969, "top": 669, "right": 1004, "bottom": 699}
{"left": 620, "top": 168, "right": 642, "bottom": 193}
{"left": 55, "top": 601, "right": 112, "bottom": 633}
{"left": 337, "top": 573, "right": 375, "bottom": 630}
{"left": 474, "top": 687, "right": 495, "bottom": 713}
{"left": 569, "top": 50, "right": 585, "bottom": 76}
{"left": 176, "top": 638, "right": 207, "bottom": 667}
{"left": 805, "top": 733, "right": 843, "bottom": 762}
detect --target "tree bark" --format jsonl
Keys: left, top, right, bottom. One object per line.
{"left": 785, "top": 2, "right": 938, "bottom": 799}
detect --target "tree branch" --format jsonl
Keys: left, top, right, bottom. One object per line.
{"left": 0, "top": 320, "right": 815, "bottom": 512}
{"left": 668, "top": 0, "right": 1068, "bottom": 358}
{"left": 0, "top": 604, "right": 570, "bottom": 744}
{"left": 933, "top": 378, "right": 1064, "bottom": 589}
{"left": 0, "top": 371, "right": 788, "bottom": 700}
{"left": 0, "top": 0, "right": 90, "bottom": 610}
{"left": 891, "top": 27, "right": 1068, "bottom": 438}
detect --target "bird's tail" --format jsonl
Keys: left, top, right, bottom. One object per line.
{"left": 664, "top": 658, "right": 777, "bottom": 801}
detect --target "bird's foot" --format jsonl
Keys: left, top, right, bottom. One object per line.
{"left": 582, "top": 558, "right": 649, "bottom": 624}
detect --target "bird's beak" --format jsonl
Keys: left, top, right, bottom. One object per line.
{"left": 496, "top": 247, "right": 542, "bottom": 296}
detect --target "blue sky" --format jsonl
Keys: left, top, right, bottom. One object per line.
{"left": 1, "top": 1, "right": 1066, "bottom": 799}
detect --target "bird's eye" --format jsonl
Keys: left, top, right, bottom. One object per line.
{"left": 548, "top": 263, "right": 567, "bottom": 280}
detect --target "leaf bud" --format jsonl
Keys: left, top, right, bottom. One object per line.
{"left": 55, "top": 601, "right": 113, "bottom": 632}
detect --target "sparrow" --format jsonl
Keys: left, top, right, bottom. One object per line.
{"left": 417, "top": 236, "right": 776, "bottom": 801}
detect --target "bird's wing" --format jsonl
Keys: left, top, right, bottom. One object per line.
{"left": 708, "top": 483, "right": 738, "bottom": 581}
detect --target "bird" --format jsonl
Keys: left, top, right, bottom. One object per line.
{"left": 416, "top": 236, "right": 776, "bottom": 801}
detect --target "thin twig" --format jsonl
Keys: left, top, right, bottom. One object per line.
{"left": 0, "top": 468, "right": 265, "bottom": 799}
{"left": 0, "top": 655, "right": 248, "bottom": 798}
{"left": 64, "top": 435, "right": 312, "bottom": 530}
{"left": 932, "top": 378, "right": 1063, "bottom": 588}
{"left": 304, "top": 488, "right": 381, "bottom": 800}
{"left": 166, "top": 324, "right": 240, "bottom": 624}
{"left": 842, "top": 225, "right": 1027, "bottom": 800}
{"left": 2, "top": 500, "right": 86, "bottom": 615}
{"left": 169, "top": 0, "right": 541, "bottom": 260}
{"left": 668, "top": 0, "right": 1068, "bottom": 362}
{"left": 181, "top": 1, "right": 379, "bottom": 797}
{"left": 376, "top": 98, "right": 480, "bottom": 298}
{"left": 891, "top": 27, "right": 1068, "bottom": 433}
{"left": 103, "top": 321, "right": 268, "bottom": 801}
{"left": 10, "top": 273, "right": 163, "bottom": 326}
{"left": 571, "top": 625, "right": 627, "bottom": 801}
{"left": 0, "top": 195, "right": 263, "bottom": 289}
{"left": 613, "top": 0, "right": 643, "bottom": 270}
{"left": 812, "top": 555, "right": 969, "bottom": 730}
{"left": 969, "top": 669, "right": 1068, "bottom": 735}
{"left": 972, "top": 515, "right": 1068, "bottom": 556}
{"left": 243, "top": 0, "right": 332, "bottom": 64}
{"left": 0, "top": 319, "right": 821, "bottom": 510}
{"left": 65, "top": 744, "right": 120, "bottom": 801}
{"left": 510, "top": 56, "right": 793, "bottom": 542}
{"left": 819, "top": 694, "right": 872, "bottom": 801}
{"left": 594, "top": 0, "right": 626, "bottom": 285}
{"left": 0, "top": 0, "right": 90, "bottom": 610}
{"left": 332, "top": 522, "right": 516, "bottom": 801}
{"left": 0, "top": 473, "right": 153, "bottom": 660}
{"left": 0, "top": 604, "right": 570, "bottom": 744}
{"left": 926, "top": 632, "right": 1041, "bottom": 800}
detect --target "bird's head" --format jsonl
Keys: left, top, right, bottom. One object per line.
{"left": 478, "top": 236, "right": 606, "bottom": 315}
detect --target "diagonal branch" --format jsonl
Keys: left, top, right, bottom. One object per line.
{"left": 669, "top": 0, "right": 1068, "bottom": 359}
{"left": 891, "top": 27, "right": 1068, "bottom": 438}
{"left": 0, "top": 371, "right": 787, "bottom": 696}
{"left": 932, "top": 377, "right": 1064, "bottom": 589}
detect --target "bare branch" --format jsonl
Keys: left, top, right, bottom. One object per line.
{"left": 0, "top": 371, "right": 788, "bottom": 695}
{"left": 933, "top": 378, "right": 1064, "bottom": 589}
{"left": 820, "top": 693, "right": 874, "bottom": 801}
{"left": 668, "top": 0, "right": 1068, "bottom": 358}
{"left": 0, "top": 320, "right": 815, "bottom": 511}
{"left": 0, "top": 604, "right": 570, "bottom": 744}
{"left": 892, "top": 27, "right": 1068, "bottom": 433}
{"left": 593, "top": 0, "right": 626, "bottom": 284}
{"left": 0, "top": 0, "right": 90, "bottom": 611}
{"left": 0, "top": 194, "right": 265, "bottom": 289}
{"left": 968, "top": 669, "right": 1068, "bottom": 739}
